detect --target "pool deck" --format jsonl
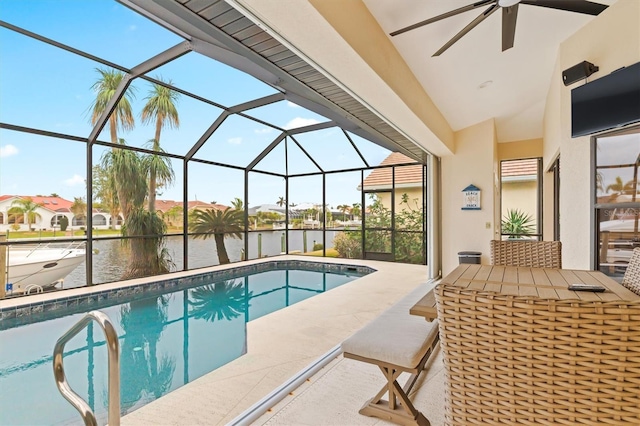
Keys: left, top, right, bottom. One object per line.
{"left": 111, "top": 255, "right": 438, "bottom": 425}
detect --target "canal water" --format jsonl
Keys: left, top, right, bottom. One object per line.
{"left": 61, "top": 230, "right": 339, "bottom": 289}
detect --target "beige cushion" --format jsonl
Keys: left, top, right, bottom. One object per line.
{"left": 341, "top": 284, "right": 439, "bottom": 370}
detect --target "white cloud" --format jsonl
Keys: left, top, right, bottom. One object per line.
{"left": 287, "top": 101, "right": 301, "bottom": 108}
{"left": 64, "top": 174, "right": 85, "bottom": 186}
{"left": 228, "top": 137, "right": 242, "bottom": 145}
{"left": 284, "top": 117, "right": 320, "bottom": 130}
{"left": 254, "top": 128, "right": 273, "bottom": 135}
{"left": 0, "top": 144, "right": 18, "bottom": 158}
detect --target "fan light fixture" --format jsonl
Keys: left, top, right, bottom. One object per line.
{"left": 390, "top": 1, "right": 609, "bottom": 56}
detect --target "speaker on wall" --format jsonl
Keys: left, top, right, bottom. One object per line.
{"left": 563, "top": 61, "right": 599, "bottom": 86}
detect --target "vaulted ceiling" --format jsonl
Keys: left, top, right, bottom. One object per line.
{"left": 126, "top": 0, "right": 618, "bottom": 156}
{"left": 363, "top": 0, "right": 617, "bottom": 143}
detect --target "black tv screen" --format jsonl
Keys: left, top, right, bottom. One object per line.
{"left": 571, "top": 61, "right": 640, "bottom": 138}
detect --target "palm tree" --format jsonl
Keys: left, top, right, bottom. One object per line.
{"left": 142, "top": 140, "right": 175, "bottom": 212}
{"left": 71, "top": 197, "right": 87, "bottom": 226}
{"left": 89, "top": 68, "right": 136, "bottom": 145}
{"left": 605, "top": 176, "right": 636, "bottom": 195}
{"left": 9, "top": 197, "right": 42, "bottom": 231}
{"left": 189, "top": 208, "right": 244, "bottom": 265}
{"left": 231, "top": 197, "right": 244, "bottom": 211}
{"left": 351, "top": 203, "right": 361, "bottom": 220}
{"left": 596, "top": 172, "right": 605, "bottom": 194}
{"left": 121, "top": 208, "right": 174, "bottom": 280}
{"left": 337, "top": 204, "right": 350, "bottom": 221}
{"left": 100, "top": 140, "right": 147, "bottom": 220}
{"left": 189, "top": 279, "right": 250, "bottom": 322}
{"left": 276, "top": 196, "right": 286, "bottom": 208}
{"left": 90, "top": 68, "right": 135, "bottom": 226}
{"left": 141, "top": 78, "right": 180, "bottom": 212}
{"left": 119, "top": 296, "right": 176, "bottom": 410}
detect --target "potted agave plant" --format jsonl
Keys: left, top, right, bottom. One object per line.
{"left": 501, "top": 208, "right": 535, "bottom": 239}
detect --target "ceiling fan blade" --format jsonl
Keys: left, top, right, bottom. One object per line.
{"left": 433, "top": 3, "right": 499, "bottom": 56}
{"left": 502, "top": 5, "right": 519, "bottom": 51}
{"left": 520, "top": 0, "right": 608, "bottom": 16}
{"left": 390, "top": 0, "right": 495, "bottom": 37}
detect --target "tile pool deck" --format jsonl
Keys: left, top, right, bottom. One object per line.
{"left": 0, "top": 255, "right": 442, "bottom": 425}
{"left": 115, "top": 256, "right": 441, "bottom": 425}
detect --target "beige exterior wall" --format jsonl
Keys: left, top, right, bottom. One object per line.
{"left": 501, "top": 181, "right": 538, "bottom": 228}
{"left": 374, "top": 187, "right": 423, "bottom": 215}
{"left": 441, "top": 119, "right": 498, "bottom": 275}
{"left": 543, "top": 0, "right": 640, "bottom": 269}
{"left": 497, "top": 139, "right": 542, "bottom": 160}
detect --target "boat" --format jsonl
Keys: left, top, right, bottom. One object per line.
{"left": 4, "top": 242, "right": 86, "bottom": 294}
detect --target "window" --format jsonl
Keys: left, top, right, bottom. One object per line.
{"left": 593, "top": 126, "right": 640, "bottom": 281}
{"left": 500, "top": 158, "right": 542, "bottom": 240}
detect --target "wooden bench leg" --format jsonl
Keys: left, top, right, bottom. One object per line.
{"left": 357, "top": 335, "right": 439, "bottom": 426}
{"left": 358, "top": 365, "right": 430, "bottom": 426}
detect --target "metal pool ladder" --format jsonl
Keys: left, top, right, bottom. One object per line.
{"left": 53, "top": 310, "right": 120, "bottom": 426}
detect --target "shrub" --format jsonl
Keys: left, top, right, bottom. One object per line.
{"left": 333, "top": 231, "right": 362, "bottom": 259}
{"left": 312, "top": 243, "right": 324, "bottom": 251}
{"left": 59, "top": 216, "right": 69, "bottom": 231}
{"left": 10, "top": 223, "right": 20, "bottom": 232}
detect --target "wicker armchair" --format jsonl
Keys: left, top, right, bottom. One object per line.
{"left": 490, "top": 239, "right": 562, "bottom": 268}
{"left": 622, "top": 247, "right": 640, "bottom": 295}
{"left": 434, "top": 283, "right": 640, "bottom": 425}
{"left": 435, "top": 284, "right": 640, "bottom": 426}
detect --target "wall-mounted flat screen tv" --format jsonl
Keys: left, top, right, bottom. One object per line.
{"left": 571, "top": 61, "right": 640, "bottom": 138}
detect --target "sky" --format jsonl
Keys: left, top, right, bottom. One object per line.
{"left": 0, "top": 0, "right": 394, "bottom": 209}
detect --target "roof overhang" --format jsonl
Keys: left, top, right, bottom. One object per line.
{"left": 120, "top": 0, "right": 430, "bottom": 163}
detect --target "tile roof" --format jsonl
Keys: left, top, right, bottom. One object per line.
{"left": 501, "top": 159, "right": 538, "bottom": 179}
{"left": 361, "top": 153, "right": 422, "bottom": 189}
{"left": 155, "top": 199, "right": 229, "bottom": 213}
{"left": 0, "top": 195, "right": 74, "bottom": 212}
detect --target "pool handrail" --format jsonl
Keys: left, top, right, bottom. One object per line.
{"left": 53, "top": 310, "right": 120, "bottom": 426}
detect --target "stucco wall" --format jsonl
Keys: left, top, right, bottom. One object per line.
{"left": 501, "top": 181, "right": 538, "bottom": 228}
{"left": 497, "top": 138, "right": 542, "bottom": 160}
{"left": 543, "top": 0, "right": 640, "bottom": 269}
{"left": 376, "top": 188, "right": 423, "bottom": 215}
{"left": 441, "top": 119, "right": 497, "bottom": 275}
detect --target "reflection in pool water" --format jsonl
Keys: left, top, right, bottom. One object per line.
{"left": 0, "top": 267, "right": 364, "bottom": 425}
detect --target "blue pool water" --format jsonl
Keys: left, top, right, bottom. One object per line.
{"left": 0, "top": 263, "right": 369, "bottom": 425}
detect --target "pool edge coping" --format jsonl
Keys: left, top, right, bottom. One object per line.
{"left": 0, "top": 256, "right": 376, "bottom": 328}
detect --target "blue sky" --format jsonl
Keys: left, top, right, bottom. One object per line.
{"left": 0, "top": 0, "right": 393, "bottom": 209}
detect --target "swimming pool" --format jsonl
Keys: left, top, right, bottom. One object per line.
{"left": 0, "top": 260, "right": 372, "bottom": 425}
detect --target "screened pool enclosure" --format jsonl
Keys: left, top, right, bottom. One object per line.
{"left": 0, "top": 1, "right": 431, "bottom": 295}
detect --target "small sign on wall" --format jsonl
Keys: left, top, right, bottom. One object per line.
{"left": 462, "top": 184, "right": 481, "bottom": 210}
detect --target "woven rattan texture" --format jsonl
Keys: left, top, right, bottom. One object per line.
{"left": 435, "top": 283, "right": 640, "bottom": 426}
{"left": 490, "top": 240, "right": 562, "bottom": 268}
{"left": 622, "top": 248, "right": 640, "bottom": 296}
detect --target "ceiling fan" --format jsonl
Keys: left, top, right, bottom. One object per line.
{"left": 390, "top": 0, "right": 609, "bottom": 56}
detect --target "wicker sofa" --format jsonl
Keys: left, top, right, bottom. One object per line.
{"left": 434, "top": 283, "right": 640, "bottom": 425}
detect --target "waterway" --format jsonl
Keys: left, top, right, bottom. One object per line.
{"left": 60, "top": 230, "right": 339, "bottom": 289}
